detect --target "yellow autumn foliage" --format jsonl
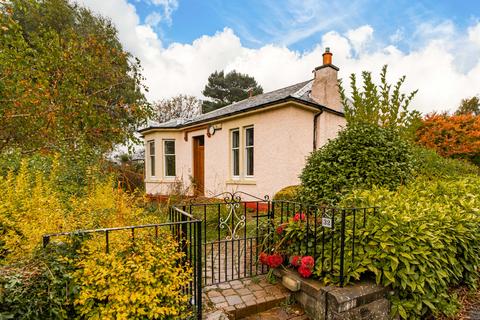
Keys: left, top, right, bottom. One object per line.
{"left": 0, "top": 158, "right": 157, "bottom": 263}
{"left": 74, "top": 236, "right": 192, "bottom": 320}
{"left": 0, "top": 158, "right": 193, "bottom": 319}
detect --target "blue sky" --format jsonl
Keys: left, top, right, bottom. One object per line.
{"left": 84, "top": 0, "right": 480, "bottom": 112}
{"left": 135, "top": 0, "right": 478, "bottom": 52}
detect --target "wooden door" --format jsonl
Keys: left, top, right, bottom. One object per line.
{"left": 193, "top": 136, "right": 205, "bottom": 196}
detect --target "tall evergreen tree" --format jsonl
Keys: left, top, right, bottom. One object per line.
{"left": 201, "top": 70, "right": 263, "bottom": 113}
{"left": 456, "top": 96, "right": 480, "bottom": 116}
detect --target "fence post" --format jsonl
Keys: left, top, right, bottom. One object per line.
{"left": 196, "top": 220, "right": 202, "bottom": 320}
{"left": 339, "top": 209, "right": 346, "bottom": 287}
{"left": 42, "top": 235, "right": 50, "bottom": 248}
{"left": 181, "top": 206, "right": 188, "bottom": 258}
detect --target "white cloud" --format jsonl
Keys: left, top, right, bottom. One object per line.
{"left": 468, "top": 22, "right": 480, "bottom": 45}
{"left": 346, "top": 25, "right": 373, "bottom": 55}
{"left": 390, "top": 28, "right": 404, "bottom": 43}
{"left": 145, "top": 11, "right": 162, "bottom": 27}
{"left": 80, "top": 0, "right": 480, "bottom": 114}
{"left": 149, "top": 0, "right": 178, "bottom": 25}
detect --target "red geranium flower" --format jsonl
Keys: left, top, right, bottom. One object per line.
{"left": 267, "top": 253, "right": 283, "bottom": 268}
{"left": 293, "top": 212, "right": 306, "bottom": 222}
{"left": 298, "top": 265, "right": 312, "bottom": 278}
{"left": 301, "top": 256, "right": 315, "bottom": 269}
{"left": 276, "top": 225, "right": 284, "bottom": 235}
{"left": 259, "top": 252, "right": 268, "bottom": 265}
{"left": 290, "top": 255, "right": 301, "bottom": 267}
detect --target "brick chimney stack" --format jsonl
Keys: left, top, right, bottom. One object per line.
{"left": 310, "top": 48, "right": 342, "bottom": 112}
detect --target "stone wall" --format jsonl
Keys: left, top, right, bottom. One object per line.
{"left": 274, "top": 269, "right": 391, "bottom": 320}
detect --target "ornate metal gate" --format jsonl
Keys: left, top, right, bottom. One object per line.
{"left": 179, "top": 191, "right": 272, "bottom": 286}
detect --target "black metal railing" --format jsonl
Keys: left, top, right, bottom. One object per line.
{"left": 43, "top": 208, "right": 203, "bottom": 320}
{"left": 176, "top": 192, "right": 377, "bottom": 287}
{"left": 40, "top": 192, "right": 377, "bottom": 319}
{"left": 270, "top": 200, "right": 378, "bottom": 286}
{"left": 175, "top": 192, "right": 272, "bottom": 286}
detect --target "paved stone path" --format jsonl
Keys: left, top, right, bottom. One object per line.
{"left": 203, "top": 275, "right": 291, "bottom": 319}
{"left": 467, "top": 307, "right": 480, "bottom": 320}
{"left": 240, "top": 305, "right": 310, "bottom": 320}
{"left": 203, "top": 238, "right": 265, "bottom": 286}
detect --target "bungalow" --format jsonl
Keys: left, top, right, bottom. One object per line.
{"left": 139, "top": 48, "right": 346, "bottom": 198}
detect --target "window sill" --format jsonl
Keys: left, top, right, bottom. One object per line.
{"left": 145, "top": 178, "right": 177, "bottom": 183}
{"left": 226, "top": 179, "right": 256, "bottom": 185}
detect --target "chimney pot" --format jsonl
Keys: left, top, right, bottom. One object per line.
{"left": 322, "top": 47, "right": 332, "bottom": 65}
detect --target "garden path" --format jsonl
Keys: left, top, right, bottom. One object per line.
{"left": 203, "top": 275, "right": 291, "bottom": 319}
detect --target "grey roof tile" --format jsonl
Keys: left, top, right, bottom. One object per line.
{"left": 140, "top": 79, "right": 343, "bottom": 132}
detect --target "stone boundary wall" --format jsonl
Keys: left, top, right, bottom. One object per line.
{"left": 274, "top": 269, "right": 391, "bottom": 320}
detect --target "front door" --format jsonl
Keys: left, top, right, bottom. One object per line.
{"left": 193, "top": 136, "right": 205, "bottom": 196}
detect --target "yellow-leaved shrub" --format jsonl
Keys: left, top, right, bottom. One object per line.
{"left": 74, "top": 235, "right": 192, "bottom": 320}
{"left": 0, "top": 160, "right": 67, "bottom": 262}
{"left": 0, "top": 158, "right": 158, "bottom": 263}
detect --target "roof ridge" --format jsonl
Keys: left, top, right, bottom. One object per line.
{"left": 201, "top": 79, "right": 313, "bottom": 116}
{"left": 291, "top": 80, "right": 313, "bottom": 98}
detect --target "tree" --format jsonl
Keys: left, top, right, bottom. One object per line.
{"left": 0, "top": 0, "right": 151, "bottom": 156}
{"left": 155, "top": 95, "right": 201, "bottom": 123}
{"left": 339, "top": 65, "right": 421, "bottom": 139}
{"left": 455, "top": 96, "right": 480, "bottom": 116}
{"left": 416, "top": 113, "right": 480, "bottom": 164}
{"left": 202, "top": 70, "right": 263, "bottom": 113}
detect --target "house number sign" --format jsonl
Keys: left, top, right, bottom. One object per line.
{"left": 322, "top": 217, "right": 332, "bottom": 228}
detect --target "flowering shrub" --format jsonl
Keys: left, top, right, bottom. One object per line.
{"left": 259, "top": 212, "right": 318, "bottom": 280}
{"left": 259, "top": 252, "right": 283, "bottom": 268}
{"left": 290, "top": 255, "right": 301, "bottom": 267}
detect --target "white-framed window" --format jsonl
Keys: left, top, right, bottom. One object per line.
{"left": 148, "top": 140, "right": 155, "bottom": 177}
{"left": 163, "top": 139, "right": 176, "bottom": 178}
{"left": 231, "top": 129, "right": 240, "bottom": 178}
{"left": 245, "top": 126, "right": 254, "bottom": 177}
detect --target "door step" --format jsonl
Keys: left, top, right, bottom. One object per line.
{"left": 203, "top": 276, "right": 291, "bottom": 319}
{"left": 239, "top": 305, "right": 309, "bottom": 320}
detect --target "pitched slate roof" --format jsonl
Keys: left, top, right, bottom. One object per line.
{"left": 139, "top": 79, "right": 343, "bottom": 133}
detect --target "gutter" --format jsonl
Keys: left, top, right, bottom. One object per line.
{"left": 138, "top": 97, "right": 344, "bottom": 135}
{"left": 313, "top": 109, "right": 323, "bottom": 150}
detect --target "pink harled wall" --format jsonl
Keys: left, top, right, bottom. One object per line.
{"left": 144, "top": 104, "right": 344, "bottom": 198}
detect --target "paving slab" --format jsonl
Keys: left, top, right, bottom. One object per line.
{"left": 203, "top": 275, "right": 291, "bottom": 319}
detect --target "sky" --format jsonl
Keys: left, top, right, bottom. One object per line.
{"left": 79, "top": 0, "right": 480, "bottom": 114}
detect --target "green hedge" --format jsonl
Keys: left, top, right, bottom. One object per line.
{"left": 300, "top": 124, "right": 416, "bottom": 204}
{"left": 273, "top": 185, "right": 300, "bottom": 201}
{"left": 412, "top": 146, "right": 480, "bottom": 179}
{"left": 342, "top": 176, "right": 480, "bottom": 319}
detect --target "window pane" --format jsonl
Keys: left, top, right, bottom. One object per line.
{"left": 149, "top": 141, "right": 155, "bottom": 154}
{"left": 246, "top": 127, "right": 254, "bottom": 146}
{"left": 164, "top": 140, "right": 175, "bottom": 155}
{"left": 233, "top": 149, "right": 239, "bottom": 176}
{"left": 246, "top": 148, "right": 254, "bottom": 176}
{"left": 149, "top": 141, "right": 155, "bottom": 176}
{"left": 150, "top": 156, "right": 155, "bottom": 176}
{"left": 165, "top": 155, "right": 176, "bottom": 176}
{"left": 232, "top": 130, "right": 239, "bottom": 148}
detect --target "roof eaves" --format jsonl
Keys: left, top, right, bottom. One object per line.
{"left": 138, "top": 96, "right": 344, "bottom": 134}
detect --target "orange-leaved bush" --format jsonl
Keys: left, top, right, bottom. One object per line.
{"left": 416, "top": 113, "right": 480, "bottom": 161}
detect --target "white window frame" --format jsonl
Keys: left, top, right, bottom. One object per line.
{"left": 163, "top": 139, "right": 176, "bottom": 178}
{"left": 231, "top": 129, "right": 240, "bottom": 179}
{"left": 148, "top": 140, "right": 155, "bottom": 177}
{"left": 244, "top": 126, "right": 254, "bottom": 178}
